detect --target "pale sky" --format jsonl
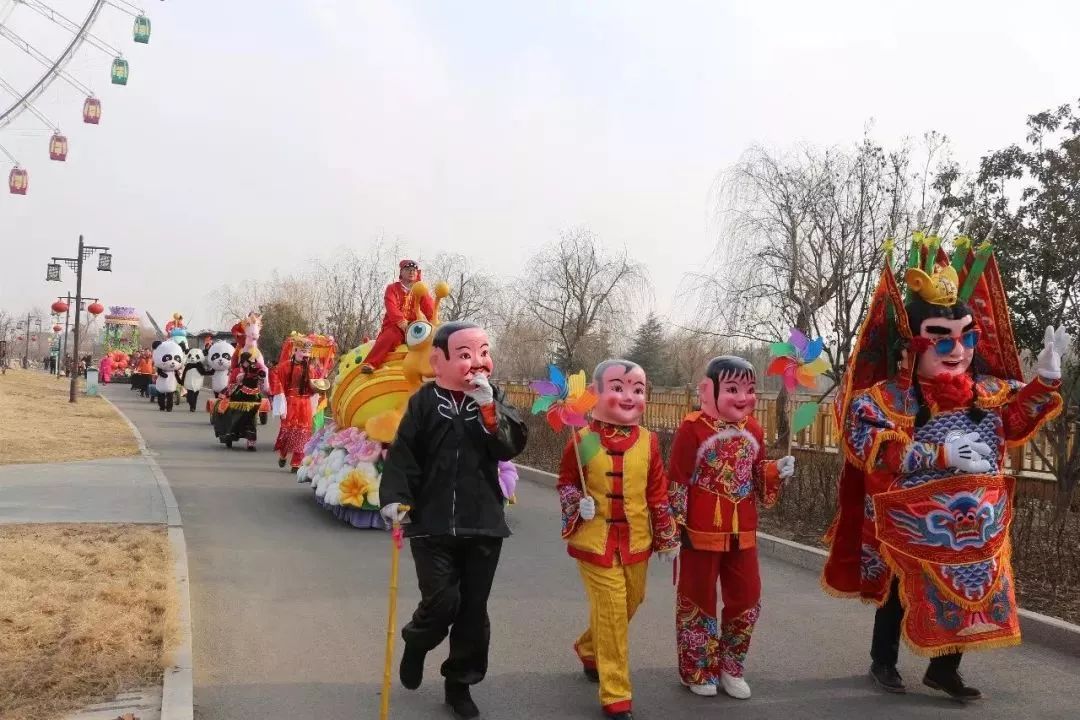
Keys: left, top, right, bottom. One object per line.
{"left": 1, "top": 0, "right": 1077, "bottom": 332}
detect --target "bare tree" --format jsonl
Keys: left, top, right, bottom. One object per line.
{"left": 695, "top": 132, "right": 957, "bottom": 448}
{"left": 522, "top": 228, "right": 649, "bottom": 370}
{"left": 310, "top": 239, "right": 402, "bottom": 351}
{"left": 426, "top": 252, "right": 497, "bottom": 324}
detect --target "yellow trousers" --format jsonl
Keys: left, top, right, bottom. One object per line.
{"left": 575, "top": 558, "right": 649, "bottom": 711}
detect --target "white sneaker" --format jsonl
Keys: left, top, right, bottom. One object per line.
{"left": 721, "top": 672, "right": 751, "bottom": 699}
{"left": 688, "top": 683, "right": 717, "bottom": 697}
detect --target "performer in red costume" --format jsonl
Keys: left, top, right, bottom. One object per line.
{"left": 361, "top": 259, "right": 436, "bottom": 373}
{"left": 558, "top": 360, "right": 679, "bottom": 720}
{"left": 822, "top": 237, "right": 1070, "bottom": 701}
{"left": 270, "top": 333, "right": 325, "bottom": 471}
{"left": 668, "top": 356, "right": 795, "bottom": 700}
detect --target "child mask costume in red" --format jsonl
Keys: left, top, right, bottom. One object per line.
{"left": 668, "top": 355, "right": 794, "bottom": 699}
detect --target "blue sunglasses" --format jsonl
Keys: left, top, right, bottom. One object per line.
{"left": 931, "top": 329, "right": 980, "bottom": 355}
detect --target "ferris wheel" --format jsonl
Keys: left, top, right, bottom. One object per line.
{"left": 0, "top": 0, "right": 155, "bottom": 196}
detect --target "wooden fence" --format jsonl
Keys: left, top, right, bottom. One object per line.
{"left": 501, "top": 381, "right": 1071, "bottom": 481}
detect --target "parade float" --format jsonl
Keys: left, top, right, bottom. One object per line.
{"left": 297, "top": 280, "right": 451, "bottom": 528}
{"left": 101, "top": 306, "right": 142, "bottom": 381}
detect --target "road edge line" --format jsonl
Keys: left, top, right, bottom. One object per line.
{"left": 515, "top": 463, "right": 1080, "bottom": 657}
{"left": 102, "top": 393, "right": 195, "bottom": 720}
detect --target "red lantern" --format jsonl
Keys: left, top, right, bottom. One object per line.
{"left": 16, "top": 336, "right": 23, "bottom": 342}
{"left": 31, "top": 336, "right": 37, "bottom": 342}
{"left": 8, "top": 167, "right": 28, "bottom": 195}
{"left": 51, "top": 300, "right": 69, "bottom": 314}
{"left": 87, "top": 302, "right": 105, "bottom": 316}
{"left": 49, "top": 133, "right": 69, "bottom": 161}
{"left": 53, "top": 324, "right": 63, "bottom": 333}
{"left": 83, "top": 97, "right": 101, "bottom": 125}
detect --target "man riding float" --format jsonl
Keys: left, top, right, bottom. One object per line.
{"left": 362, "top": 259, "right": 436, "bottom": 374}
{"left": 822, "top": 237, "right": 1071, "bottom": 701}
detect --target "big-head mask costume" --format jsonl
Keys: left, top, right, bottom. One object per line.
{"left": 822, "top": 234, "right": 1067, "bottom": 660}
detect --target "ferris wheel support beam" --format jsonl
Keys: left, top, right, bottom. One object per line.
{"left": 104, "top": 0, "right": 144, "bottom": 19}
{"left": 0, "top": 24, "right": 96, "bottom": 98}
{"left": 0, "top": 141, "right": 19, "bottom": 165}
{"left": 21, "top": 0, "right": 121, "bottom": 58}
{"left": 0, "top": 0, "right": 106, "bottom": 131}
{"left": 0, "top": 73, "right": 59, "bottom": 130}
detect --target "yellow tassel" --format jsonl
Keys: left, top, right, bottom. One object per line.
{"left": 714, "top": 497, "right": 724, "bottom": 529}
{"left": 731, "top": 503, "right": 739, "bottom": 534}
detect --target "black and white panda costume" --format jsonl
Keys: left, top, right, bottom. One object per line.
{"left": 181, "top": 347, "right": 210, "bottom": 412}
{"left": 153, "top": 340, "right": 184, "bottom": 412}
{"left": 207, "top": 340, "right": 235, "bottom": 396}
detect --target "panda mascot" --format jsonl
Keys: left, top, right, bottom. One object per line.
{"left": 181, "top": 347, "right": 210, "bottom": 412}
{"left": 152, "top": 340, "right": 184, "bottom": 412}
{"left": 207, "top": 340, "right": 234, "bottom": 396}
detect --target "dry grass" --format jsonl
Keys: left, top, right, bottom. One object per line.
{"left": 0, "top": 524, "right": 178, "bottom": 720}
{"left": 0, "top": 368, "right": 139, "bottom": 464}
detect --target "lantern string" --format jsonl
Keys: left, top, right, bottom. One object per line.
{"left": 0, "top": 25, "right": 96, "bottom": 97}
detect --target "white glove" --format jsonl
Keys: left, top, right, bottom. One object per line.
{"left": 1036, "top": 325, "right": 1071, "bottom": 381}
{"left": 380, "top": 502, "right": 409, "bottom": 525}
{"left": 578, "top": 495, "right": 596, "bottom": 521}
{"left": 272, "top": 394, "right": 287, "bottom": 418}
{"left": 656, "top": 547, "right": 680, "bottom": 563}
{"left": 943, "top": 432, "right": 993, "bottom": 474}
{"left": 463, "top": 374, "right": 495, "bottom": 406}
{"left": 776, "top": 455, "right": 795, "bottom": 479}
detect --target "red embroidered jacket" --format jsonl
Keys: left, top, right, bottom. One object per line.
{"left": 668, "top": 413, "right": 781, "bottom": 552}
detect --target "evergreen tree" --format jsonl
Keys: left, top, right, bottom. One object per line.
{"left": 626, "top": 312, "right": 670, "bottom": 385}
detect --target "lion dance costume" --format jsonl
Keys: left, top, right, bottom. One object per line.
{"left": 822, "top": 235, "right": 1068, "bottom": 701}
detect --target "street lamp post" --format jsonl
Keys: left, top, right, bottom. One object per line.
{"left": 53, "top": 293, "right": 99, "bottom": 377}
{"left": 47, "top": 235, "right": 112, "bottom": 403}
{"left": 16, "top": 314, "right": 41, "bottom": 369}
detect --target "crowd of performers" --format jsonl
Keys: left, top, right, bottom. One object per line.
{"left": 123, "top": 242, "right": 1070, "bottom": 720}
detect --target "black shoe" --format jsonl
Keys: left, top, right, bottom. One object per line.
{"left": 924, "top": 671, "right": 982, "bottom": 702}
{"left": 603, "top": 712, "right": 633, "bottom": 720}
{"left": 399, "top": 644, "right": 426, "bottom": 690}
{"left": 583, "top": 666, "right": 599, "bottom": 683}
{"left": 869, "top": 663, "right": 905, "bottom": 693}
{"left": 278, "top": 457, "right": 287, "bottom": 468}
{"left": 444, "top": 681, "right": 479, "bottom": 719}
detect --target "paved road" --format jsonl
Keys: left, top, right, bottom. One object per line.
{"left": 104, "top": 385, "right": 1080, "bottom": 720}
{"left": 0, "top": 455, "right": 166, "bottom": 524}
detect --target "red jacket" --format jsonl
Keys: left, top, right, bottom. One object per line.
{"left": 668, "top": 413, "right": 781, "bottom": 552}
{"left": 382, "top": 282, "right": 435, "bottom": 329}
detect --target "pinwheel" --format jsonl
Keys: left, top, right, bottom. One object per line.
{"left": 767, "top": 329, "right": 831, "bottom": 436}
{"left": 530, "top": 364, "right": 601, "bottom": 485}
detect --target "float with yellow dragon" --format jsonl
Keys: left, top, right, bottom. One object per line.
{"left": 297, "top": 279, "right": 452, "bottom": 528}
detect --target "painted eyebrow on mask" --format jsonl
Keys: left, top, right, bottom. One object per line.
{"left": 924, "top": 324, "right": 955, "bottom": 335}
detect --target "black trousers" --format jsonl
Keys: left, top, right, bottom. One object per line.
{"left": 157, "top": 391, "right": 174, "bottom": 411}
{"left": 403, "top": 535, "right": 503, "bottom": 686}
{"left": 872, "top": 578, "right": 962, "bottom": 675}
{"left": 186, "top": 390, "right": 199, "bottom": 411}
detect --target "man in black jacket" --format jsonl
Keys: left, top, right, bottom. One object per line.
{"left": 380, "top": 321, "right": 528, "bottom": 720}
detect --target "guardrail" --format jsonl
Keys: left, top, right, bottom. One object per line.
{"left": 500, "top": 380, "right": 1071, "bottom": 481}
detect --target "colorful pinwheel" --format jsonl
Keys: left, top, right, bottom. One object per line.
{"left": 529, "top": 364, "right": 601, "bottom": 482}
{"left": 768, "top": 329, "right": 831, "bottom": 436}
{"left": 767, "top": 329, "right": 829, "bottom": 392}
{"left": 530, "top": 365, "right": 598, "bottom": 432}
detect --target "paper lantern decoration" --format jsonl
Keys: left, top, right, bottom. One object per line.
{"left": 31, "top": 336, "right": 37, "bottom": 342}
{"left": 51, "top": 300, "right": 69, "bottom": 314}
{"left": 83, "top": 97, "right": 102, "bottom": 124}
{"left": 8, "top": 167, "right": 27, "bottom": 195}
{"left": 49, "top": 133, "right": 68, "bottom": 161}
{"left": 16, "top": 336, "right": 23, "bottom": 342}
{"left": 133, "top": 15, "right": 151, "bottom": 43}
{"left": 87, "top": 302, "right": 105, "bottom": 316}
{"left": 53, "top": 324, "right": 63, "bottom": 333}
{"left": 111, "top": 57, "right": 129, "bottom": 85}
